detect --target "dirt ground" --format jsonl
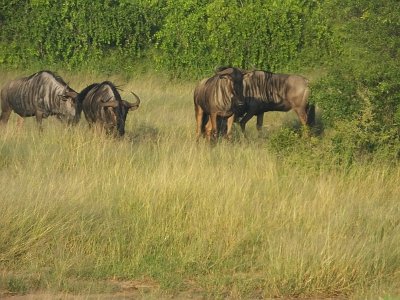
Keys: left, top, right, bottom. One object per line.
{"left": 0, "top": 279, "right": 208, "bottom": 299}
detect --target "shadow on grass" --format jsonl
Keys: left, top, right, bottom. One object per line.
{"left": 125, "top": 123, "right": 161, "bottom": 144}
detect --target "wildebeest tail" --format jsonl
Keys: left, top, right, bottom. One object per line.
{"left": 306, "top": 103, "right": 315, "bottom": 127}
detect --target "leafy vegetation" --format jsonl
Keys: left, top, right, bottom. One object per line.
{"left": 312, "top": 0, "right": 400, "bottom": 128}
{"left": 156, "top": 0, "right": 330, "bottom": 76}
{"left": 0, "top": 0, "right": 331, "bottom": 74}
{"left": 0, "top": 0, "right": 166, "bottom": 70}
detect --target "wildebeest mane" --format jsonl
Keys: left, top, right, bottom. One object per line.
{"left": 25, "top": 70, "right": 69, "bottom": 87}
{"left": 77, "top": 83, "right": 99, "bottom": 104}
{"left": 77, "top": 81, "right": 122, "bottom": 104}
{"left": 215, "top": 65, "right": 246, "bottom": 74}
{"left": 108, "top": 83, "right": 124, "bottom": 100}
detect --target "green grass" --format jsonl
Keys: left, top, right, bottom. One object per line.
{"left": 0, "top": 71, "right": 399, "bottom": 299}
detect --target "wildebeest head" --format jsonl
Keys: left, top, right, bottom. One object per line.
{"left": 57, "top": 87, "right": 78, "bottom": 123}
{"left": 100, "top": 91, "right": 141, "bottom": 136}
{"left": 78, "top": 82, "right": 140, "bottom": 136}
{"left": 215, "top": 66, "right": 245, "bottom": 111}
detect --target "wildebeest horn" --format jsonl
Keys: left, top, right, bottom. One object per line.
{"left": 130, "top": 91, "right": 141, "bottom": 106}
{"left": 217, "top": 67, "right": 233, "bottom": 76}
{"left": 122, "top": 92, "right": 140, "bottom": 111}
{"left": 65, "top": 90, "right": 78, "bottom": 99}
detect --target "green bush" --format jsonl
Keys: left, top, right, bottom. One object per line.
{"left": 312, "top": 68, "right": 360, "bottom": 127}
{"left": 0, "top": 0, "right": 332, "bottom": 76}
{"left": 156, "top": 0, "right": 332, "bottom": 77}
{"left": 312, "top": 0, "right": 400, "bottom": 131}
{"left": 266, "top": 101, "right": 400, "bottom": 169}
{"left": 0, "top": 0, "right": 165, "bottom": 70}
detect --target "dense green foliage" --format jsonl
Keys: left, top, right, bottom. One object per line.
{"left": 0, "top": 0, "right": 166, "bottom": 70}
{"left": 156, "top": 0, "right": 331, "bottom": 75}
{"left": 312, "top": 0, "right": 400, "bottom": 127}
{"left": 0, "top": 0, "right": 332, "bottom": 73}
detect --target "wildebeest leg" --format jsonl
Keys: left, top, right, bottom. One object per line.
{"left": 294, "top": 107, "right": 310, "bottom": 136}
{"left": 226, "top": 115, "right": 234, "bottom": 140}
{"left": 195, "top": 104, "right": 204, "bottom": 141}
{"left": 0, "top": 110, "right": 12, "bottom": 126}
{"left": 35, "top": 111, "right": 44, "bottom": 132}
{"left": 294, "top": 107, "right": 308, "bottom": 126}
{"left": 239, "top": 111, "right": 255, "bottom": 132}
{"left": 256, "top": 113, "right": 264, "bottom": 132}
{"left": 296, "top": 87, "right": 312, "bottom": 134}
{"left": 204, "top": 118, "right": 212, "bottom": 141}
{"left": 306, "top": 104, "right": 316, "bottom": 127}
{"left": 16, "top": 116, "right": 24, "bottom": 129}
{"left": 210, "top": 112, "right": 218, "bottom": 142}
{"left": 0, "top": 100, "right": 12, "bottom": 126}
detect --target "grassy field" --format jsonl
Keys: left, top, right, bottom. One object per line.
{"left": 0, "top": 71, "right": 399, "bottom": 299}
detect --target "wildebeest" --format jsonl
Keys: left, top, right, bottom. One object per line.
{"left": 238, "top": 70, "right": 315, "bottom": 132}
{"left": 194, "top": 67, "right": 245, "bottom": 141}
{"left": 0, "top": 70, "right": 78, "bottom": 128}
{"left": 75, "top": 81, "right": 140, "bottom": 136}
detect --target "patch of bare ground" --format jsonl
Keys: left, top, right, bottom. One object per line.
{"left": 0, "top": 278, "right": 209, "bottom": 299}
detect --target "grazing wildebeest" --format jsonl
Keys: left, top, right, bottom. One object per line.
{"left": 75, "top": 81, "right": 140, "bottom": 136}
{"left": 194, "top": 67, "right": 245, "bottom": 141}
{"left": 238, "top": 70, "right": 315, "bottom": 132}
{"left": 0, "top": 70, "right": 78, "bottom": 129}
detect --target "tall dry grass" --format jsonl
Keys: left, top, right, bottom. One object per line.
{"left": 0, "top": 71, "right": 399, "bottom": 298}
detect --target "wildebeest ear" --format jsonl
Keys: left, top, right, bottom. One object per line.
{"left": 65, "top": 91, "right": 78, "bottom": 101}
{"left": 59, "top": 91, "right": 78, "bottom": 101}
{"left": 65, "top": 91, "right": 78, "bottom": 98}
{"left": 100, "top": 100, "right": 119, "bottom": 108}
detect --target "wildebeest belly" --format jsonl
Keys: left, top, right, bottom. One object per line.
{"left": 10, "top": 95, "right": 37, "bottom": 117}
{"left": 247, "top": 97, "right": 292, "bottom": 113}
{"left": 10, "top": 93, "right": 54, "bottom": 117}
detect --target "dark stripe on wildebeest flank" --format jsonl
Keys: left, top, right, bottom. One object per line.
{"left": 0, "top": 70, "right": 78, "bottom": 128}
